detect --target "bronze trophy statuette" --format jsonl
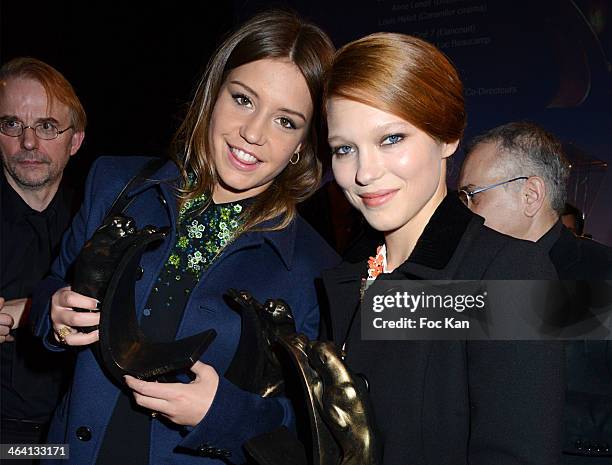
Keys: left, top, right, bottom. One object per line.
{"left": 70, "top": 214, "right": 216, "bottom": 383}
{"left": 70, "top": 211, "right": 379, "bottom": 461}
{"left": 224, "top": 289, "right": 380, "bottom": 465}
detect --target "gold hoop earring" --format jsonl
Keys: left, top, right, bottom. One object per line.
{"left": 289, "top": 152, "right": 300, "bottom": 165}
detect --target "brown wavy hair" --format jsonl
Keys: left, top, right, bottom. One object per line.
{"left": 172, "top": 10, "right": 334, "bottom": 232}
{"left": 325, "top": 33, "right": 465, "bottom": 145}
{"left": 0, "top": 57, "right": 87, "bottom": 132}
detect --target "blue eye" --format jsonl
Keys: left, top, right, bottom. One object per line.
{"left": 332, "top": 145, "right": 354, "bottom": 157}
{"left": 232, "top": 93, "right": 252, "bottom": 108}
{"left": 381, "top": 134, "right": 403, "bottom": 146}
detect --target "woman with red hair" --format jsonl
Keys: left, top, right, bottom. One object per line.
{"left": 323, "top": 33, "right": 563, "bottom": 465}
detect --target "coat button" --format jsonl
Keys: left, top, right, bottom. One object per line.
{"left": 198, "top": 443, "right": 212, "bottom": 455}
{"left": 136, "top": 266, "right": 144, "bottom": 280}
{"left": 76, "top": 426, "right": 91, "bottom": 441}
{"left": 197, "top": 444, "right": 231, "bottom": 458}
{"left": 575, "top": 439, "right": 583, "bottom": 451}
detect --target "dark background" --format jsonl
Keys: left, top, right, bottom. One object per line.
{"left": 2, "top": 0, "right": 611, "bottom": 245}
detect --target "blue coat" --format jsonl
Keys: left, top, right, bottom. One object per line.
{"left": 31, "top": 156, "right": 339, "bottom": 464}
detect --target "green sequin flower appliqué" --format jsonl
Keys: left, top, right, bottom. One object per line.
{"left": 187, "top": 219, "right": 205, "bottom": 239}
{"left": 158, "top": 194, "right": 244, "bottom": 283}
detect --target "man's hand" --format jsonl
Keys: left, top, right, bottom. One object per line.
{"left": 0, "top": 297, "right": 15, "bottom": 343}
{"left": 0, "top": 297, "right": 30, "bottom": 331}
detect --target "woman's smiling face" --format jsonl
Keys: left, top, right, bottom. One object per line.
{"left": 208, "top": 58, "right": 313, "bottom": 203}
{"left": 327, "top": 97, "right": 458, "bottom": 234}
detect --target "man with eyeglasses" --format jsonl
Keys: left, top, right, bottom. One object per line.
{"left": 459, "top": 121, "right": 612, "bottom": 465}
{"left": 0, "top": 57, "right": 85, "bottom": 459}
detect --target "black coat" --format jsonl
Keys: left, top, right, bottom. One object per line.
{"left": 539, "top": 222, "right": 612, "bottom": 463}
{"left": 322, "top": 195, "right": 564, "bottom": 465}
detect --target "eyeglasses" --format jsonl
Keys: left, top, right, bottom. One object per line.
{"left": 0, "top": 120, "right": 73, "bottom": 140}
{"left": 458, "top": 176, "right": 528, "bottom": 207}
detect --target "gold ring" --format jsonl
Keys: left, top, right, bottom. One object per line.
{"left": 56, "top": 326, "right": 72, "bottom": 345}
{"left": 150, "top": 411, "right": 158, "bottom": 418}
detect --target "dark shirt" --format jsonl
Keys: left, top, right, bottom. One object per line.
{"left": 1, "top": 170, "right": 78, "bottom": 422}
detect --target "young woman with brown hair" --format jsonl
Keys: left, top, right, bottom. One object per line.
{"left": 323, "top": 33, "right": 564, "bottom": 465}
{"left": 30, "top": 10, "right": 338, "bottom": 465}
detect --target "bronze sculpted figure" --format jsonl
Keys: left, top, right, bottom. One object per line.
{"left": 71, "top": 215, "right": 141, "bottom": 332}
{"left": 224, "top": 289, "right": 297, "bottom": 397}
{"left": 307, "top": 340, "right": 379, "bottom": 465}
{"left": 225, "top": 290, "right": 380, "bottom": 465}
{"left": 71, "top": 214, "right": 216, "bottom": 383}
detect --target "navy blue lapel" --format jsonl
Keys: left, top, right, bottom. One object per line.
{"left": 125, "top": 158, "right": 180, "bottom": 198}
{"left": 123, "top": 158, "right": 181, "bottom": 231}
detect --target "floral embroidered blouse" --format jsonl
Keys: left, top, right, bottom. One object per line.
{"left": 144, "top": 193, "right": 244, "bottom": 338}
